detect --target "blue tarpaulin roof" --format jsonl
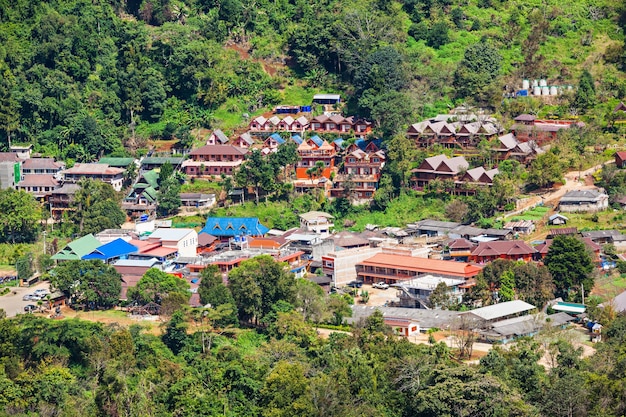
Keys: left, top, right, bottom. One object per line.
{"left": 200, "top": 217, "right": 270, "bottom": 237}
{"left": 82, "top": 238, "right": 139, "bottom": 261}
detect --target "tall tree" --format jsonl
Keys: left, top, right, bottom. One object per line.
{"left": 0, "top": 189, "right": 41, "bottom": 243}
{"left": 127, "top": 268, "right": 190, "bottom": 305}
{"left": 49, "top": 260, "right": 121, "bottom": 308}
{"left": 545, "top": 236, "right": 594, "bottom": 301}
{"left": 453, "top": 42, "right": 502, "bottom": 105}
{"left": 228, "top": 255, "right": 295, "bottom": 324}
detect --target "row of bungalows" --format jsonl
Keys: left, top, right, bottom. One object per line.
{"left": 511, "top": 114, "right": 585, "bottom": 145}
{"left": 249, "top": 115, "right": 310, "bottom": 133}
{"left": 407, "top": 115, "right": 501, "bottom": 148}
{"left": 249, "top": 114, "right": 372, "bottom": 137}
{"left": 410, "top": 154, "right": 498, "bottom": 195}
{"left": 445, "top": 237, "right": 602, "bottom": 263}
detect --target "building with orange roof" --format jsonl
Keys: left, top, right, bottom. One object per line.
{"left": 355, "top": 253, "right": 482, "bottom": 284}
{"left": 469, "top": 241, "right": 537, "bottom": 263}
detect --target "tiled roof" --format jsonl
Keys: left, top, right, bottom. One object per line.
{"left": 22, "top": 157, "right": 64, "bottom": 170}
{"left": 189, "top": 145, "right": 247, "bottom": 156}
{"left": 471, "top": 241, "right": 537, "bottom": 257}
{"left": 358, "top": 253, "right": 482, "bottom": 277}
{"left": 17, "top": 175, "right": 59, "bottom": 187}
{"left": 62, "top": 163, "right": 124, "bottom": 176}
{"left": 141, "top": 157, "right": 185, "bottom": 165}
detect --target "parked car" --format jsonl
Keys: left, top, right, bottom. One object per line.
{"left": 34, "top": 289, "right": 49, "bottom": 296}
{"left": 24, "top": 304, "right": 37, "bottom": 312}
{"left": 372, "top": 282, "right": 390, "bottom": 290}
{"left": 347, "top": 280, "right": 363, "bottom": 288}
{"left": 22, "top": 294, "right": 33, "bottom": 301}
{"left": 29, "top": 294, "right": 42, "bottom": 301}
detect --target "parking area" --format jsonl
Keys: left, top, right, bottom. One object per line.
{"left": 0, "top": 281, "right": 51, "bottom": 317}
{"left": 339, "top": 283, "right": 398, "bottom": 306}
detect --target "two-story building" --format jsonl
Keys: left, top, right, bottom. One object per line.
{"left": 61, "top": 163, "right": 125, "bottom": 191}
{"left": 183, "top": 145, "right": 248, "bottom": 177}
{"left": 410, "top": 154, "right": 469, "bottom": 191}
{"left": 299, "top": 211, "right": 334, "bottom": 237}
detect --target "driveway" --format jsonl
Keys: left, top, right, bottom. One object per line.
{"left": 0, "top": 281, "right": 51, "bottom": 317}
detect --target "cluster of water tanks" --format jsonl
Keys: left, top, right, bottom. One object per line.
{"left": 521, "top": 79, "right": 573, "bottom": 97}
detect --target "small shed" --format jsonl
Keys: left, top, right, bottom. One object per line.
{"left": 548, "top": 214, "right": 569, "bottom": 225}
{"left": 312, "top": 94, "right": 341, "bottom": 105}
{"left": 503, "top": 220, "right": 535, "bottom": 235}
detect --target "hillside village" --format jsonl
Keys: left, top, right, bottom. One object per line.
{"left": 5, "top": 91, "right": 626, "bottom": 348}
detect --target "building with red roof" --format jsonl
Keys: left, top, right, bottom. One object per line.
{"left": 355, "top": 253, "right": 482, "bottom": 284}
{"left": 469, "top": 241, "right": 537, "bottom": 263}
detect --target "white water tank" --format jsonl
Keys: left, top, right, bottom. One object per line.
{"left": 533, "top": 86, "right": 542, "bottom": 96}
{"left": 522, "top": 79, "right": 530, "bottom": 90}
{"left": 550, "top": 86, "right": 558, "bottom": 96}
{"left": 532, "top": 79, "right": 539, "bottom": 88}
{"left": 539, "top": 79, "right": 547, "bottom": 87}
{"left": 541, "top": 86, "right": 550, "bottom": 95}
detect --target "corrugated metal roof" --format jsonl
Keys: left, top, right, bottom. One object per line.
{"left": 463, "top": 300, "right": 535, "bottom": 321}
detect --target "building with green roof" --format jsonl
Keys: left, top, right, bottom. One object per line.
{"left": 122, "top": 169, "right": 159, "bottom": 214}
{"left": 140, "top": 157, "right": 185, "bottom": 171}
{"left": 98, "top": 157, "right": 136, "bottom": 168}
{"left": 51, "top": 234, "right": 102, "bottom": 261}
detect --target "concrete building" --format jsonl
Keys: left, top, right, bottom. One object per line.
{"left": 559, "top": 189, "right": 609, "bottom": 213}
{"left": 322, "top": 246, "right": 382, "bottom": 286}
{"left": 147, "top": 228, "right": 198, "bottom": 258}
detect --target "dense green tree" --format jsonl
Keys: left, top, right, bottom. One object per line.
{"left": 453, "top": 42, "right": 502, "bottom": 104}
{"left": 128, "top": 268, "right": 190, "bottom": 305}
{"left": 574, "top": 69, "right": 596, "bottom": 112}
{"left": 157, "top": 176, "right": 182, "bottom": 217}
{"left": 71, "top": 179, "right": 124, "bottom": 236}
{"left": 499, "top": 270, "right": 516, "bottom": 302}
{"left": 526, "top": 151, "right": 565, "bottom": 189}
{"left": 49, "top": 260, "right": 122, "bottom": 308}
{"left": 162, "top": 310, "right": 188, "bottom": 355}
{"left": 228, "top": 255, "right": 295, "bottom": 324}
{"left": 545, "top": 235, "right": 594, "bottom": 301}
{"left": 235, "top": 149, "right": 276, "bottom": 204}
{"left": 198, "top": 265, "right": 238, "bottom": 325}
{"left": 0, "top": 189, "right": 41, "bottom": 243}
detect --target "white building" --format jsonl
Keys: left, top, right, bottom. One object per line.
{"left": 299, "top": 211, "right": 334, "bottom": 237}
{"left": 322, "top": 246, "right": 382, "bottom": 286}
{"left": 148, "top": 228, "right": 198, "bottom": 257}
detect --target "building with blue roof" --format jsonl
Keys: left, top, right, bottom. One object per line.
{"left": 200, "top": 217, "right": 270, "bottom": 239}
{"left": 291, "top": 135, "right": 303, "bottom": 145}
{"left": 309, "top": 135, "right": 323, "bottom": 147}
{"left": 269, "top": 133, "right": 285, "bottom": 145}
{"left": 82, "top": 238, "right": 139, "bottom": 263}
{"left": 333, "top": 138, "right": 345, "bottom": 149}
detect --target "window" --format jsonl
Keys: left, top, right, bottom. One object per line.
{"left": 349, "top": 158, "right": 355, "bottom": 163}
{"left": 325, "top": 261, "right": 333, "bottom": 267}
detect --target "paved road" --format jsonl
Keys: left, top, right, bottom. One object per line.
{"left": 0, "top": 281, "right": 51, "bottom": 317}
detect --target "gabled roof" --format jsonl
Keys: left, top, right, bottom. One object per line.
{"left": 253, "top": 116, "right": 267, "bottom": 125}
{"left": 212, "top": 129, "right": 229, "bottom": 144}
{"left": 295, "top": 116, "right": 309, "bottom": 125}
{"left": 309, "top": 135, "right": 323, "bottom": 147}
{"left": 237, "top": 132, "right": 254, "bottom": 146}
{"left": 297, "top": 141, "right": 313, "bottom": 151}
{"left": 418, "top": 154, "right": 448, "bottom": 171}
{"left": 291, "top": 135, "right": 303, "bottom": 145}
{"left": 200, "top": 217, "right": 270, "bottom": 237}
{"left": 281, "top": 116, "right": 295, "bottom": 125}
{"left": 329, "top": 231, "right": 370, "bottom": 248}
{"left": 535, "top": 237, "right": 601, "bottom": 254}
{"left": 333, "top": 138, "right": 345, "bottom": 149}
{"left": 311, "top": 114, "right": 329, "bottom": 124}
{"left": 497, "top": 133, "right": 518, "bottom": 150}
{"left": 471, "top": 241, "right": 537, "bottom": 257}
{"left": 560, "top": 189, "right": 608, "bottom": 203}
{"left": 408, "top": 121, "right": 430, "bottom": 134}
{"left": 17, "top": 175, "right": 59, "bottom": 188}
{"left": 463, "top": 300, "right": 535, "bottom": 321}
{"left": 435, "top": 156, "right": 468, "bottom": 173}
{"left": 135, "top": 169, "right": 160, "bottom": 189}
{"left": 318, "top": 140, "right": 334, "bottom": 151}
{"left": 615, "top": 151, "right": 626, "bottom": 160}
{"left": 268, "top": 116, "right": 280, "bottom": 125}
{"left": 82, "top": 238, "right": 139, "bottom": 261}
{"left": 447, "top": 238, "right": 475, "bottom": 249}
{"left": 52, "top": 234, "right": 102, "bottom": 260}
{"left": 269, "top": 133, "right": 285, "bottom": 144}
{"left": 149, "top": 228, "right": 196, "bottom": 241}
{"left": 514, "top": 114, "right": 536, "bottom": 122}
